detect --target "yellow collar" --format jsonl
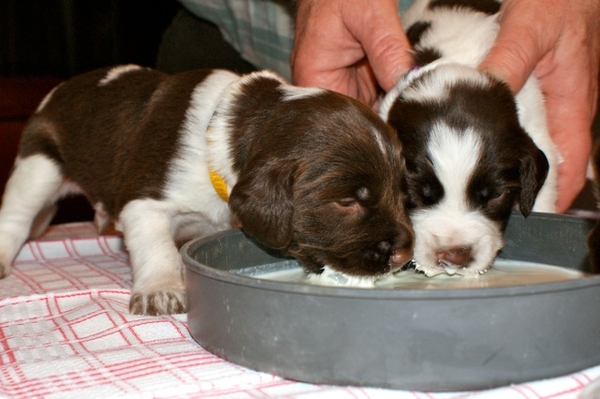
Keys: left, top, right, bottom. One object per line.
{"left": 209, "top": 168, "right": 229, "bottom": 202}
{"left": 206, "top": 126, "right": 229, "bottom": 202}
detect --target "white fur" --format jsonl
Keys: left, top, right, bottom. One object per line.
{"left": 117, "top": 199, "right": 187, "bottom": 315}
{"left": 164, "top": 70, "right": 238, "bottom": 218}
{"left": 281, "top": 84, "right": 324, "bottom": 101}
{"left": 0, "top": 155, "right": 64, "bottom": 276}
{"left": 370, "top": 125, "right": 390, "bottom": 157}
{"left": 98, "top": 64, "right": 144, "bottom": 86}
{"left": 35, "top": 84, "right": 62, "bottom": 113}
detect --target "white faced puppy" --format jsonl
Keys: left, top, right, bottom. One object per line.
{"left": 379, "top": 0, "right": 558, "bottom": 277}
{"left": 0, "top": 65, "right": 414, "bottom": 314}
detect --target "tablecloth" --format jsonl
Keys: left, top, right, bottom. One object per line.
{"left": 1, "top": 222, "right": 599, "bottom": 399}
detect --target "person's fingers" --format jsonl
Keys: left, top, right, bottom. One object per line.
{"left": 553, "top": 125, "right": 592, "bottom": 213}
{"left": 546, "top": 70, "right": 594, "bottom": 212}
{"left": 479, "top": 1, "right": 561, "bottom": 93}
{"left": 536, "top": 6, "right": 599, "bottom": 211}
{"left": 291, "top": 0, "right": 413, "bottom": 105}
{"left": 292, "top": 1, "right": 367, "bottom": 95}
{"left": 342, "top": 0, "right": 414, "bottom": 91}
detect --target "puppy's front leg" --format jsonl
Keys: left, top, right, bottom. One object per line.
{"left": 118, "top": 199, "right": 186, "bottom": 315}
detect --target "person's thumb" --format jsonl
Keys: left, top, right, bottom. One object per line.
{"left": 479, "top": 2, "right": 558, "bottom": 92}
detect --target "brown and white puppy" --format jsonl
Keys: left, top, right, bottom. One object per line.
{"left": 0, "top": 65, "right": 414, "bottom": 314}
{"left": 379, "top": 0, "right": 558, "bottom": 277}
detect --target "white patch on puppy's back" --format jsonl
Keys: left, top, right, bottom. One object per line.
{"left": 35, "top": 84, "right": 63, "bottom": 113}
{"left": 98, "top": 64, "right": 143, "bottom": 86}
{"left": 281, "top": 85, "right": 325, "bottom": 101}
{"left": 403, "top": 1, "right": 499, "bottom": 67}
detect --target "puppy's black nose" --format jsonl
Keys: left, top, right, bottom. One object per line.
{"left": 437, "top": 246, "right": 472, "bottom": 267}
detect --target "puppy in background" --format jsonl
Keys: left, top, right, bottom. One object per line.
{"left": 379, "top": 0, "right": 558, "bottom": 277}
{"left": 0, "top": 65, "right": 414, "bottom": 315}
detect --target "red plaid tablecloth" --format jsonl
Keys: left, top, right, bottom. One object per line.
{"left": 1, "top": 222, "right": 599, "bottom": 399}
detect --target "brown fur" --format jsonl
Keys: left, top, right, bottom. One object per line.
{"left": 227, "top": 80, "right": 414, "bottom": 275}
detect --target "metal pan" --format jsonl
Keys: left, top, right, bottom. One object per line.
{"left": 182, "top": 212, "right": 600, "bottom": 391}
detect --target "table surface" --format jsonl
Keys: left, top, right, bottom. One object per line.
{"left": 1, "top": 222, "right": 599, "bottom": 399}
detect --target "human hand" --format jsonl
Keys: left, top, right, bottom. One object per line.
{"left": 479, "top": 0, "right": 600, "bottom": 213}
{"left": 291, "top": 0, "right": 413, "bottom": 107}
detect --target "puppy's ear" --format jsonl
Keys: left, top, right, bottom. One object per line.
{"left": 518, "top": 145, "right": 549, "bottom": 217}
{"left": 229, "top": 163, "right": 295, "bottom": 250}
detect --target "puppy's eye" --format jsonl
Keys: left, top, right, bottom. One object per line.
{"left": 476, "top": 188, "right": 501, "bottom": 202}
{"left": 422, "top": 184, "right": 434, "bottom": 198}
{"left": 337, "top": 198, "right": 358, "bottom": 207}
{"left": 419, "top": 182, "right": 443, "bottom": 205}
{"left": 333, "top": 197, "right": 364, "bottom": 215}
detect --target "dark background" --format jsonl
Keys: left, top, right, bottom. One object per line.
{"left": 0, "top": 0, "right": 180, "bottom": 223}
{"left": 0, "top": 0, "right": 179, "bottom": 78}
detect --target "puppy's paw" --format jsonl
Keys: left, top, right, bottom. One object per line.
{"left": 129, "top": 284, "right": 187, "bottom": 315}
{"left": 0, "top": 234, "right": 23, "bottom": 278}
{"left": 0, "top": 242, "right": 16, "bottom": 278}
{"left": 0, "top": 262, "right": 10, "bottom": 279}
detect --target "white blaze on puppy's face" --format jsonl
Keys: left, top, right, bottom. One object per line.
{"left": 407, "top": 124, "right": 504, "bottom": 276}
{"left": 428, "top": 123, "right": 480, "bottom": 206}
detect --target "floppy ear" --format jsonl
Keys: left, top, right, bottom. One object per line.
{"left": 229, "top": 162, "right": 295, "bottom": 250}
{"left": 518, "top": 144, "right": 549, "bottom": 217}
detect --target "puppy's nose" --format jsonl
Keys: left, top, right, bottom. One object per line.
{"left": 437, "top": 246, "right": 472, "bottom": 267}
{"left": 389, "top": 227, "right": 414, "bottom": 267}
{"left": 390, "top": 248, "right": 412, "bottom": 267}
